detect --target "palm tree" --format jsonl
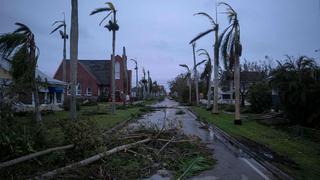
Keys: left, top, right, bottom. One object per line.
{"left": 190, "top": 9, "right": 221, "bottom": 114}
{"left": 122, "top": 46, "right": 128, "bottom": 106}
{"left": 70, "top": 0, "right": 79, "bottom": 120}
{"left": 219, "top": 2, "right": 242, "bottom": 125}
{"left": 142, "top": 68, "right": 147, "bottom": 100}
{"left": 179, "top": 64, "right": 192, "bottom": 104}
{"left": 197, "top": 49, "right": 212, "bottom": 109}
{"left": 191, "top": 43, "right": 200, "bottom": 105}
{"left": 0, "top": 23, "right": 41, "bottom": 122}
{"left": 50, "top": 14, "right": 68, "bottom": 82}
{"left": 90, "top": 2, "right": 119, "bottom": 114}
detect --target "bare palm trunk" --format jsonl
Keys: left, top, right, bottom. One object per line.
{"left": 33, "top": 78, "right": 41, "bottom": 122}
{"left": 30, "top": 44, "right": 41, "bottom": 123}
{"left": 122, "top": 47, "right": 128, "bottom": 106}
{"left": 189, "top": 78, "right": 192, "bottom": 104}
{"left": 70, "top": 0, "right": 78, "bottom": 120}
{"left": 212, "top": 25, "right": 219, "bottom": 114}
{"left": 111, "top": 12, "right": 117, "bottom": 114}
{"left": 63, "top": 25, "right": 67, "bottom": 82}
{"left": 192, "top": 44, "right": 199, "bottom": 105}
{"left": 234, "top": 28, "right": 241, "bottom": 125}
{"left": 207, "top": 74, "right": 212, "bottom": 109}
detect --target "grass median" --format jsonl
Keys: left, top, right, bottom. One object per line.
{"left": 191, "top": 106, "right": 320, "bottom": 180}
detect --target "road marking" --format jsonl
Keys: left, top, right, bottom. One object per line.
{"left": 241, "top": 158, "right": 270, "bottom": 180}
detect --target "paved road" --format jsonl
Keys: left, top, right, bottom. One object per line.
{"left": 128, "top": 98, "right": 274, "bottom": 180}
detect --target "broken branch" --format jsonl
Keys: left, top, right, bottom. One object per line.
{"left": 36, "top": 138, "right": 151, "bottom": 179}
{"left": 0, "top": 144, "right": 74, "bottom": 169}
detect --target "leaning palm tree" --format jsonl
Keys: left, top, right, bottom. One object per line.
{"left": 69, "top": 0, "right": 79, "bottom": 120}
{"left": 197, "top": 49, "right": 212, "bottom": 109}
{"left": 219, "top": 2, "right": 242, "bottom": 125}
{"left": 90, "top": 2, "right": 119, "bottom": 114}
{"left": 0, "top": 23, "right": 41, "bottom": 122}
{"left": 191, "top": 43, "right": 200, "bottom": 105}
{"left": 190, "top": 9, "right": 222, "bottom": 114}
{"left": 179, "top": 64, "right": 192, "bottom": 104}
{"left": 50, "top": 14, "right": 68, "bottom": 82}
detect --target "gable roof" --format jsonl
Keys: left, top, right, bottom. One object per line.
{"left": 65, "top": 59, "right": 111, "bottom": 85}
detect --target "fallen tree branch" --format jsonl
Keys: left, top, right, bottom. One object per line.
{"left": 157, "top": 136, "right": 175, "bottom": 156}
{"left": 156, "top": 139, "right": 193, "bottom": 143}
{"left": 35, "top": 138, "right": 151, "bottom": 179}
{"left": 0, "top": 144, "right": 74, "bottom": 169}
{"left": 126, "top": 149, "right": 153, "bottom": 162}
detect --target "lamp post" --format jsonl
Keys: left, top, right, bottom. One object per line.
{"left": 130, "top": 59, "right": 138, "bottom": 100}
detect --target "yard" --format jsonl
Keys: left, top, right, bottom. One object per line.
{"left": 191, "top": 106, "right": 320, "bottom": 180}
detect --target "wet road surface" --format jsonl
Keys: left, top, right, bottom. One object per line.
{"left": 127, "top": 98, "right": 275, "bottom": 180}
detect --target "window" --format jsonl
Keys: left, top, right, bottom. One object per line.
{"left": 86, "top": 87, "right": 92, "bottom": 96}
{"left": 222, "top": 94, "right": 231, "bottom": 100}
{"left": 115, "top": 62, "right": 120, "bottom": 79}
{"left": 76, "top": 83, "right": 81, "bottom": 95}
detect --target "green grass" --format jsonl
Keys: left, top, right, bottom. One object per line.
{"left": 8, "top": 103, "right": 148, "bottom": 151}
{"left": 191, "top": 106, "right": 320, "bottom": 180}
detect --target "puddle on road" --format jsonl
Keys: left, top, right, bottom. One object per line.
{"left": 125, "top": 107, "right": 214, "bottom": 145}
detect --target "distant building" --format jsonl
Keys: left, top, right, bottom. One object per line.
{"left": 54, "top": 55, "right": 132, "bottom": 101}
{"left": 210, "top": 71, "right": 265, "bottom": 104}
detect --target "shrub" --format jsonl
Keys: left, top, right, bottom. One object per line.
{"left": 247, "top": 82, "right": 272, "bottom": 113}
{"left": 61, "top": 119, "right": 103, "bottom": 157}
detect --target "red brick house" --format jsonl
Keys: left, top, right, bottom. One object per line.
{"left": 54, "top": 55, "right": 132, "bottom": 102}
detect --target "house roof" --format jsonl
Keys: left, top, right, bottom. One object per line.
{"left": 36, "top": 70, "right": 66, "bottom": 86}
{"left": 66, "top": 59, "right": 111, "bottom": 85}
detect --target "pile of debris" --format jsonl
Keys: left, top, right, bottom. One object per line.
{"left": 0, "top": 126, "right": 215, "bottom": 179}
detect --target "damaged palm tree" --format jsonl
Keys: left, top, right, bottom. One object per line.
{"left": 50, "top": 14, "right": 68, "bottom": 82}
{"left": 90, "top": 2, "right": 119, "bottom": 114}
{"left": 197, "top": 49, "right": 212, "bottom": 109}
{"left": 179, "top": 64, "right": 193, "bottom": 104}
{"left": 219, "top": 2, "right": 242, "bottom": 125}
{"left": 0, "top": 23, "right": 41, "bottom": 122}
{"left": 190, "top": 2, "right": 222, "bottom": 114}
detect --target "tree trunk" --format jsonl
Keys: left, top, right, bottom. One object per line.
{"left": 30, "top": 45, "right": 41, "bottom": 123}
{"left": 122, "top": 47, "right": 128, "bottom": 106}
{"left": 0, "top": 144, "right": 74, "bottom": 169}
{"left": 234, "top": 56, "right": 241, "bottom": 123}
{"left": 33, "top": 78, "right": 41, "bottom": 123}
{"left": 212, "top": 25, "right": 219, "bottom": 114}
{"left": 192, "top": 44, "right": 199, "bottom": 105}
{"left": 189, "top": 78, "right": 192, "bottom": 104}
{"left": 70, "top": 0, "right": 78, "bottom": 120}
{"left": 37, "top": 138, "right": 151, "bottom": 179}
{"left": 234, "top": 29, "right": 241, "bottom": 125}
{"left": 63, "top": 25, "right": 67, "bottom": 82}
{"left": 111, "top": 13, "right": 117, "bottom": 114}
{"left": 207, "top": 72, "right": 212, "bottom": 109}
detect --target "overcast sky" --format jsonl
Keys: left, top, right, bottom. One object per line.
{"left": 1, "top": 0, "right": 320, "bottom": 88}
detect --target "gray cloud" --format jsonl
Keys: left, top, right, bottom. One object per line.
{"left": 1, "top": 0, "right": 320, "bottom": 90}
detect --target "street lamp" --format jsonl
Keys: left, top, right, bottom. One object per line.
{"left": 130, "top": 59, "right": 138, "bottom": 100}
